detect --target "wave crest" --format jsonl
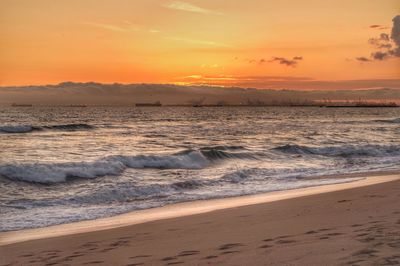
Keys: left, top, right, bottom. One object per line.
{"left": 0, "top": 124, "right": 95, "bottom": 134}
{"left": 374, "top": 118, "right": 400, "bottom": 124}
{"left": 0, "top": 146, "right": 255, "bottom": 184}
{"left": 273, "top": 144, "right": 400, "bottom": 157}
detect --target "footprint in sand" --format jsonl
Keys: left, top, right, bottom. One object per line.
{"left": 304, "top": 230, "right": 318, "bottom": 234}
{"left": 218, "top": 243, "right": 244, "bottom": 250}
{"left": 83, "top": 261, "right": 104, "bottom": 265}
{"left": 274, "top": 235, "right": 292, "bottom": 239}
{"left": 220, "top": 250, "right": 240, "bottom": 255}
{"left": 262, "top": 238, "right": 274, "bottom": 242}
{"left": 130, "top": 255, "right": 151, "bottom": 259}
{"left": 161, "top": 256, "right": 177, "bottom": 261}
{"left": 276, "top": 239, "right": 297, "bottom": 244}
{"left": 178, "top": 250, "right": 200, "bottom": 257}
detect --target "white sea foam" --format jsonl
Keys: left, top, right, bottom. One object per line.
{"left": 1, "top": 143, "right": 399, "bottom": 184}
{"left": 0, "top": 151, "right": 214, "bottom": 184}
{"left": 0, "top": 160, "right": 126, "bottom": 183}
{"left": 113, "top": 150, "right": 210, "bottom": 169}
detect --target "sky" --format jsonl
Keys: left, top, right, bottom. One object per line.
{"left": 0, "top": 0, "right": 399, "bottom": 89}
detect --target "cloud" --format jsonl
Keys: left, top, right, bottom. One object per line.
{"left": 83, "top": 21, "right": 160, "bottom": 35}
{"left": 269, "top": 56, "right": 303, "bottom": 67}
{"left": 164, "top": 1, "right": 222, "bottom": 15}
{"left": 201, "top": 63, "right": 220, "bottom": 68}
{"left": 173, "top": 75, "right": 400, "bottom": 90}
{"left": 371, "top": 51, "right": 389, "bottom": 60}
{"left": 391, "top": 15, "right": 400, "bottom": 56}
{"left": 246, "top": 58, "right": 267, "bottom": 64}
{"left": 180, "top": 75, "right": 237, "bottom": 82}
{"left": 179, "top": 75, "right": 313, "bottom": 83}
{"left": 369, "top": 24, "right": 389, "bottom": 30}
{"left": 380, "top": 33, "right": 390, "bottom": 41}
{"left": 165, "top": 36, "right": 231, "bottom": 47}
{"left": 368, "top": 33, "right": 392, "bottom": 49}
{"left": 246, "top": 56, "right": 303, "bottom": 67}
{"left": 356, "top": 15, "right": 400, "bottom": 62}
{"left": 355, "top": 57, "right": 371, "bottom": 62}
{"left": 84, "top": 22, "right": 129, "bottom": 32}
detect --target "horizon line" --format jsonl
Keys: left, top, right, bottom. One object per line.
{"left": 1, "top": 79, "right": 400, "bottom": 91}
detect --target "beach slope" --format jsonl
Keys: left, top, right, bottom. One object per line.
{"left": 1, "top": 174, "right": 400, "bottom": 265}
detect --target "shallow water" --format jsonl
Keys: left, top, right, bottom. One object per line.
{"left": 0, "top": 106, "right": 399, "bottom": 231}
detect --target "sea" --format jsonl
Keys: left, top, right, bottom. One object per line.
{"left": 0, "top": 106, "right": 399, "bottom": 231}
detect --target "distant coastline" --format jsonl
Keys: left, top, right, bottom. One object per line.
{"left": 1, "top": 82, "right": 399, "bottom": 106}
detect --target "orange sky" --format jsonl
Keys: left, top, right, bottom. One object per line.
{"left": 0, "top": 0, "right": 399, "bottom": 88}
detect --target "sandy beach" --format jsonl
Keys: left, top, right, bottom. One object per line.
{"left": 1, "top": 173, "right": 400, "bottom": 266}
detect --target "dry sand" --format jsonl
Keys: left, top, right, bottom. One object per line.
{"left": 1, "top": 173, "right": 400, "bottom": 265}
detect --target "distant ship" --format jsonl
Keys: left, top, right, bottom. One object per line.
{"left": 11, "top": 103, "right": 33, "bottom": 107}
{"left": 323, "top": 102, "right": 398, "bottom": 108}
{"left": 135, "top": 101, "right": 162, "bottom": 107}
{"left": 67, "top": 104, "right": 87, "bottom": 107}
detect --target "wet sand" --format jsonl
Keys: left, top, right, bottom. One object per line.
{"left": 1, "top": 173, "right": 400, "bottom": 265}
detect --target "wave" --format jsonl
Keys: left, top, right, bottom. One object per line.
{"left": 0, "top": 125, "right": 34, "bottom": 133}
{"left": 198, "top": 146, "right": 257, "bottom": 160}
{"left": 172, "top": 179, "right": 205, "bottom": 189}
{"left": 42, "top": 124, "right": 95, "bottom": 131}
{"left": 0, "top": 146, "right": 256, "bottom": 184}
{"left": 0, "top": 124, "right": 95, "bottom": 134}
{"left": 0, "top": 160, "right": 126, "bottom": 184}
{"left": 374, "top": 118, "right": 400, "bottom": 124}
{"left": 273, "top": 144, "right": 400, "bottom": 157}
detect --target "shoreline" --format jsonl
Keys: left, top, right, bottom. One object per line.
{"left": 1, "top": 171, "right": 399, "bottom": 246}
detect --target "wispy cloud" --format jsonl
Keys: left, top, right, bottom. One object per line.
{"left": 173, "top": 75, "right": 400, "bottom": 90}
{"left": 84, "top": 21, "right": 226, "bottom": 48}
{"left": 83, "top": 22, "right": 129, "bottom": 32}
{"left": 247, "top": 56, "right": 303, "bottom": 67}
{"left": 369, "top": 24, "right": 390, "bottom": 30}
{"left": 166, "top": 36, "right": 231, "bottom": 47}
{"left": 164, "top": 1, "right": 222, "bottom": 15}
{"left": 180, "top": 74, "right": 237, "bottom": 81}
{"left": 83, "top": 21, "right": 159, "bottom": 34}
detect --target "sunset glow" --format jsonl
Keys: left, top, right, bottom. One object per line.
{"left": 0, "top": 0, "right": 399, "bottom": 88}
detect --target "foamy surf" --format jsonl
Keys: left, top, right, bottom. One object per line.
{"left": 0, "top": 147, "right": 258, "bottom": 184}
{"left": 1, "top": 143, "right": 399, "bottom": 184}
{"left": 1, "top": 106, "right": 399, "bottom": 231}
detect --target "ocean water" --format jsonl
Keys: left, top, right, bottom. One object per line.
{"left": 0, "top": 106, "right": 399, "bottom": 231}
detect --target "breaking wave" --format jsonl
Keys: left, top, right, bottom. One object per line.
{"left": 273, "top": 144, "right": 400, "bottom": 157}
{"left": 0, "top": 124, "right": 95, "bottom": 134}
{"left": 0, "top": 146, "right": 256, "bottom": 184}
